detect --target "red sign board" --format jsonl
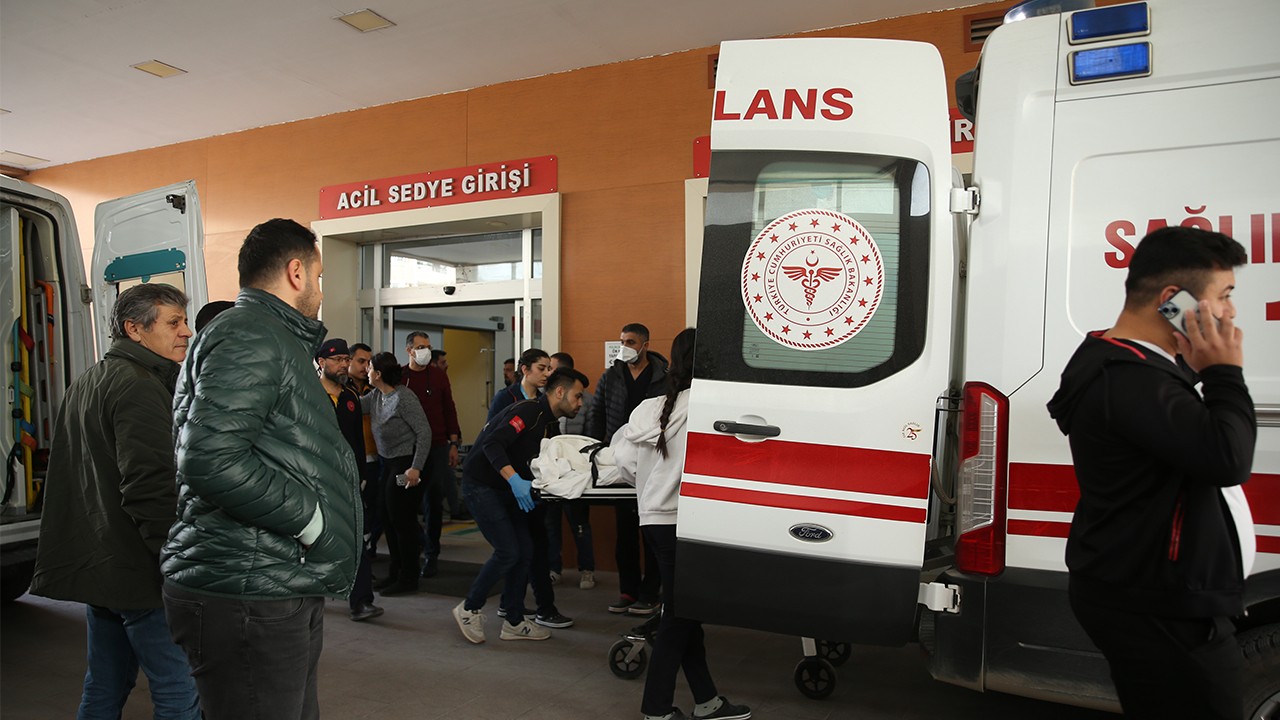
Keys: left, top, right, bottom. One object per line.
{"left": 693, "top": 136, "right": 710, "bottom": 178}
{"left": 319, "top": 155, "right": 557, "bottom": 219}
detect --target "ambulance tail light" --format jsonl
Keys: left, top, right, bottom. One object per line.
{"left": 955, "top": 382, "right": 1009, "bottom": 576}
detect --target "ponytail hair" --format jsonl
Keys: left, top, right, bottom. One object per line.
{"left": 656, "top": 328, "right": 696, "bottom": 459}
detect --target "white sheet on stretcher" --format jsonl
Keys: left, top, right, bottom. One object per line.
{"left": 530, "top": 434, "right": 630, "bottom": 499}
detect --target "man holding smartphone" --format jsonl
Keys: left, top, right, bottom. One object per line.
{"left": 1047, "top": 226, "right": 1256, "bottom": 719}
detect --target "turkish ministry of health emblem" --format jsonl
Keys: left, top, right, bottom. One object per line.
{"left": 741, "top": 208, "right": 884, "bottom": 351}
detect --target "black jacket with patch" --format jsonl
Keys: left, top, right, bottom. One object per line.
{"left": 464, "top": 395, "right": 560, "bottom": 493}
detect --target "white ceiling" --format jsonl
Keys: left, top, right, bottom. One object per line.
{"left": 0, "top": 0, "right": 975, "bottom": 170}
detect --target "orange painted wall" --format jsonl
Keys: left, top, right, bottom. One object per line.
{"left": 29, "top": 2, "right": 1007, "bottom": 384}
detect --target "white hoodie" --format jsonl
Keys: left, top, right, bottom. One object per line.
{"left": 611, "top": 390, "right": 689, "bottom": 526}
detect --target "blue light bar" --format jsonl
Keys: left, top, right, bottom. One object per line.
{"left": 1069, "top": 2, "right": 1150, "bottom": 44}
{"left": 1070, "top": 42, "right": 1151, "bottom": 84}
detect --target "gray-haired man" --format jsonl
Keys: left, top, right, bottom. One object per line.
{"left": 31, "top": 283, "right": 200, "bottom": 720}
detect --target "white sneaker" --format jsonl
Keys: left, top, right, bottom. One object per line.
{"left": 549, "top": 570, "right": 561, "bottom": 585}
{"left": 579, "top": 570, "right": 596, "bottom": 590}
{"left": 453, "top": 600, "right": 486, "bottom": 644}
{"left": 500, "top": 618, "right": 551, "bottom": 641}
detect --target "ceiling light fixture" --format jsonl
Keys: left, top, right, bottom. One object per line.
{"left": 131, "top": 60, "right": 187, "bottom": 78}
{"left": 336, "top": 9, "right": 396, "bottom": 32}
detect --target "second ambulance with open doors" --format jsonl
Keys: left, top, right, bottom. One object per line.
{"left": 679, "top": 0, "right": 1280, "bottom": 715}
{"left": 0, "top": 175, "right": 206, "bottom": 602}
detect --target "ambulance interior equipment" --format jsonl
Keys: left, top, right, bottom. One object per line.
{"left": 681, "top": 0, "right": 1280, "bottom": 714}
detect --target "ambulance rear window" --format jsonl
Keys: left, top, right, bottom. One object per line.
{"left": 696, "top": 150, "right": 929, "bottom": 387}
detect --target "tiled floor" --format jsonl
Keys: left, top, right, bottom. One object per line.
{"left": 1, "top": 524, "right": 1112, "bottom": 719}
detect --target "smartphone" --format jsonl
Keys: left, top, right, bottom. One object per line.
{"left": 1157, "top": 288, "right": 1215, "bottom": 335}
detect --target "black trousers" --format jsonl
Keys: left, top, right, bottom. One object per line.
{"left": 616, "top": 501, "right": 661, "bottom": 602}
{"left": 1070, "top": 591, "right": 1241, "bottom": 719}
{"left": 381, "top": 455, "right": 424, "bottom": 585}
{"left": 164, "top": 583, "right": 323, "bottom": 720}
{"left": 640, "top": 524, "right": 717, "bottom": 716}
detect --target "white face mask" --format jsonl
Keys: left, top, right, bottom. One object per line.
{"left": 412, "top": 348, "right": 432, "bottom": 366}
{"left": 616, "top": 345, "right": 639, "bottom": 365}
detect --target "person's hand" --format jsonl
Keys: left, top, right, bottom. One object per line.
{"left": 448, "top": 444, "right": 459, "bottom": 468}
{"left": 1175, "top": 300, "right": 1243, "bottom": 372}
{"left": 506, "top": 474, "right": 535, "bottom": 512}
{"left": 405, "top": 467, "right": 422, "bottom": 488}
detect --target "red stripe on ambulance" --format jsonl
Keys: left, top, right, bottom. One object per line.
{"left": 1008, "top": 464, "right": 1279, "bottom": 527}
{"left": 1007, "top": 519, "right": 1072, "bottom": 539}
{"left": 1008, "top": 463, "right": 1079, "bottom": 513}
{"left": 680, "top": 482, "right": 927, "bottom": 523}
{"left": 684, "top": 432, "right": 930, "bottom": 499}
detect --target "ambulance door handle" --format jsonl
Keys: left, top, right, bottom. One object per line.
{"left": 713, "top": 420, "right": 780, "bottom": 438}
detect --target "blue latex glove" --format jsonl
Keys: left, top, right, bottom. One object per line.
{"left": 507, "top": 473, "right": 535, "bottom": 512}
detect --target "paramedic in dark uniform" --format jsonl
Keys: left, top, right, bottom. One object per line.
{"left": 484, "top": 347, "right": 572, "bottom": 628}
{"left": 316, "top": 338, "right": 382, "bottom": 622}
{"left": 1047, "top": 226, "right": 1255, "bottom": 719}
{"left": 452, "top": 368, "right": 589, "bottom": 644}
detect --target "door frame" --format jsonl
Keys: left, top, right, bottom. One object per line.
{"left": 312, "top": 192, "right": 560, "bottom": 355}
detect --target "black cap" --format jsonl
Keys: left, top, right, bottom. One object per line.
{"left": 194, "top": 300, "right": 235, "bottom": 332}
{"left": 316, "top": 338, "right": 350, "bottom": 359}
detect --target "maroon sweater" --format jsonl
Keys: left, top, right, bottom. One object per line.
{"left": 400, "top": 364, "right": 460, "bottom": 446}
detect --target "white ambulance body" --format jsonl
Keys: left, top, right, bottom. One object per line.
{"left": 0, "top": 175, "right": 206, "bottom": 602}
{"left": 680, "top": 0, "right": 1279, "bottom": 715}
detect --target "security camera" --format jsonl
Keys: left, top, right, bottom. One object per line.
{"left": 443, "top": 285, "right": 456, "bottom": 295}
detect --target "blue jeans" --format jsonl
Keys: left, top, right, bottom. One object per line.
{"left": 163, "top": 583, "right": 324, "bottom": 720}
{"left": 462, "top": 480, "right": 532, "bottom": 623}
{"left": 79, "top": 605, "right": 199, "bottom": 720}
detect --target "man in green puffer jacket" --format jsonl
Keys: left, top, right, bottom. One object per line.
{"left": 161, "top": 218, "right": 362, "bottom": 720}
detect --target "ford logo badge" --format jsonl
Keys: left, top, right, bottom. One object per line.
{"left": 789, "top": 524, "right": 833, "bottom": 542}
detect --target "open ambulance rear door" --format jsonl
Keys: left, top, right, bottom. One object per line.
{"left": 677, "top": 39, "right": 956, "bottom": 644}
{"left": 91, "top": 181, "right": 207, "bottom": 355}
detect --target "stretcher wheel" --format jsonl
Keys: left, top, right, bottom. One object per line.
{"left": 816, "top": 640, "right": 852, "bottom": 667}
{"left": 793, "top": 658, "right": 836, "bottom": 699}
{"left": 609, "top": 638, "right": 647, "bottom": 679}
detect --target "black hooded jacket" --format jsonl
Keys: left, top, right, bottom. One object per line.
{"left": 1046, "top": 332, "right": 1255, "bottom": 618}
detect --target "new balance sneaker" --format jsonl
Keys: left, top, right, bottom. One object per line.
{"left": 692, "top": 696, "right": 751, "bottom": 720}
{"left": 608, "top": 594, "right": 638, "bottom": 613}
{"left": 500, "top": 618, "right": 551, "bottom": 641}
{"left": 628, "top": 599, "right": 661, "bottom": 616}
{"left": 534, "top": 611, "right": 574, "bottom": 629}
{"left": 453, "top": 600, "right": 486, "bottom": 644}
{"left": 579, "top": 570, "right": 596, "bottom": 590}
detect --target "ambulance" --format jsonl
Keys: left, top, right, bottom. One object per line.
{"left": 0, "top": 175, "right": 206, "bottom": 601}
{"left": 678, "top": 0, "right": 1279, "bottom": 716}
